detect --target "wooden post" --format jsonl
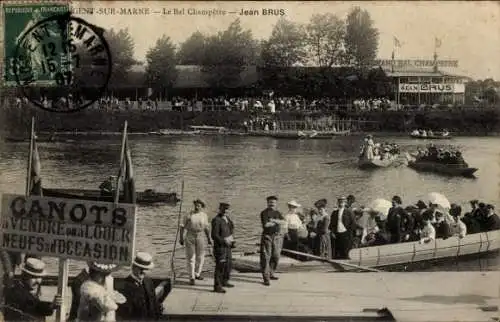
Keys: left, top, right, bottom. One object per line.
{"left": 25, "top": 117, "right": 35, "bottom": 196}
{"left": 55, "top": 259, "right": 69, "bottom": 322}
{"left": 115, "top": 121, "right": 128, "bottom": 204}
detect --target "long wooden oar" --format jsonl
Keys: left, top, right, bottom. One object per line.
{"left": 280, "top": 248, "right": 381, "bottom": 273}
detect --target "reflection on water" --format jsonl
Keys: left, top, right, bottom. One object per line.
{"left": 0, "top": 135, "right": 498, "bottom": 275}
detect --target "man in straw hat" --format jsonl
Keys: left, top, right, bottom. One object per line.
{"left": 179, "top": 199, "right": 212, "bottom": 285}
{"left": 116, "top": 252, "right": 171, "bottom": 320}
{"left": 211, "top": 202, "right": 235, "bottom": 293}
{"left": 4, "top": 258, "right": 63, "bottom": 321}
{"left": 259, "top": 195, "right": 286, "bottom": 286}
{"left": 329, "top": 196, "right": 356, "bottom": 259}
{"left": 77, "top": 261, "right": 125, "bottom": 322}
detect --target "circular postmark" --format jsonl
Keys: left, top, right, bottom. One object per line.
{"left": 13, "top": 12, "right": 112, "bottom": 113}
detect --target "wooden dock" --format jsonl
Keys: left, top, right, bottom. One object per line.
{"left": 38, "top": 271, "right": 499, "bottom": 321}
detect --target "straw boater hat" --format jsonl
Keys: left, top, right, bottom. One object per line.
{"left": 87, "top": 261, "right": 118, "bottom": 274}
{"left": 21, "top": 258, "right": 46, "bottom": 277}
{"left": 287, "top": 200, "right": 301, "bottom": 208}
{"left": 132, "top": 252, "right": 155, "bottom": 270}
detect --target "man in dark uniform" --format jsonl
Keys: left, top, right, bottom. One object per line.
{"left": 4, "top": 258, "right": 62, "bottom": 322}
{"left": 211, "top": 203, "right": 235, "bottom": 293}
{"left": 329, "top": 197, "right": 356, "bottom": 259}
{"left": 484, "top": 204, "right": 500, "bottom": 231}
{"left": 259, "top": 195, "right": 286, "bottom": 286}
{"left": 116, "top": 252, "right": 171, "bottom": 320}
{"left": 387, "top": 196, "right": 412, "bottom": 243}
{"left": 99, "top": 175, "right": 116, "bottom": 197}
{"left": 68, "top": 265, "right": 90, "bottom": 322}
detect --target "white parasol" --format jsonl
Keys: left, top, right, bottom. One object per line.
{"left": 427, "top": 192, "right": 451, "bottom": 209}
{"left": 368, "top": 198, "right": 392, "bottom": 220}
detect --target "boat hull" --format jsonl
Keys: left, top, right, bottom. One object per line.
{"left": 232, "top": 230, "right": 500, "bottom": 273}
{"left": 271, "top": 130, "right": 351, "bottom": 139}
{"left": 42, "top": 188, "right": 180, "bottom": 205}
{"left": 358, "top": 155, "right": 399, "bottom": 169}
{"left": 407, "top": 161, "right": 477, "bottom": 177}
{"left": 409, "top": 134, "right": 453, "bottom": 140}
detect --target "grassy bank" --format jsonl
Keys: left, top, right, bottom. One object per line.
{"left": 1, "top": 105, "right": 499, "bottom": 135}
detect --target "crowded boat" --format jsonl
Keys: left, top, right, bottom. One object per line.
{"left": 413, "top": 144, "right": 468, "bottom": 167}
{"left": 280, "top": 195, "right": 500, "bottom": 261}
{"left": 410, "top": 129, "right": 451, "bottom": 139}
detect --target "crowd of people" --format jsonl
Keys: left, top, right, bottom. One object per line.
{"left": 411, "top": 129, "right": 450, "bottom": 137}
{"left": 415, "top": 144, "right": 469, "bottom": 167}
{"left": 272, "top": 195, "right": 500, "bottom": 261}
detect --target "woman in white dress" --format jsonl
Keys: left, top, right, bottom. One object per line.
{"left": 284, "top": 200, "right": 303, "bottom": 252}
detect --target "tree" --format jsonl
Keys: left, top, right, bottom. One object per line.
{"left": 145, "top": 35, "right": 178, "bottom": 98}
{"left": 201, "top": 19, "right": 258, "bottom": 88}
{"left": 104, "top": 28, "right": 138, "bottom": 87}
{"left": 344, "top": 7, "right": 379, "bottom": 69}
{"left": 261, "top": 18, "right": 307, "bottom": 67}
{"left": 305, "top": 13, "right": 345, "bottom": 67}
{"left": 177, "top": 31, "right": 206, "bottom": 65}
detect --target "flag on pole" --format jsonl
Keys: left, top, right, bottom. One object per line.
{"left": 122, "top": 138, "right": 136, "bottom": 204}
{"left": 435, "top": 37, "right": 442, "bottom": 49}
{"left": 29, "top": 136, "right": 43, "bottom": 196}
{"left": 393, "top": 36, "right": 402, "bottom": 48}
{"left": 116, "top": 134, "right": 136, "bottom": 204}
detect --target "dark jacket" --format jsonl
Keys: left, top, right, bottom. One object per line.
{"left": 211, "top": 214, "right": 234, "bottom": 259}
{"left": 485, "top": 214, "right": 500, "bottom": 231}
{"left": 116, "top": 275, "right": 164, "bottom": 320}
{"left": 329, "top": 208, "right": 355, "bottom": 235}
{"left": 68, "top": 269, "right": 90, "bottom": 322}
{"left": 260, "top": 208, "right": 284, "bottom": 235}
{"left": 4, "top": 279, "right": 54, "bottom": 322}
{"left": 434, "top": 221, "right": 452, "bottom": 239}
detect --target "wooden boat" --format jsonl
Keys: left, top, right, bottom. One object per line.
{"left": 4, "top": 136, "right": 75, "bottom": 143}
{"left": 270, "top": 130, "right": 351, "bottom": 139}
{"left": 42, "top": 188, "right": 180, "bottom": 205}
{"left": 233, "top": 230, "right": 500, "bottom": 273}
{"left": 189, "top": 125, "right": 228, "bottom": 135}
{"left": 358, "top": 154, "right": 400, "bottom": 169}
{"left": 406, "top": 156, "right": 477, "bottom": 177}
{"left": 409, "top": 133, "right": 453, "bottom": 140}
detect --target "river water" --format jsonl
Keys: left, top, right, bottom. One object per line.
{"left": 0, "top": 134, "right": 499, "bottom": 275}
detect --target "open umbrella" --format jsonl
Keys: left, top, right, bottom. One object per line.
{"left": 427, "top": 192, "right": 451, "bottom": 209}
{"left": 368, "top": 198, "right": 392, "bottom": 221}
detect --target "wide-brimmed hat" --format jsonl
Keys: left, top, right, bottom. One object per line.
{"left": 132, "top": 252, "right": 155, "bottom": 270}
{"left": 287, "top": 200, "right": 301, "bottom": 208}
{"left": 21, "top": 258, "right": 46, "bottom": 277}
{"left": 88, "top": 261, "right": 118, "bottom": 274}
{"left": 337, "top": 196, "right": 347, "bottom": 202}
{"left": 193, "top": 199, "right": 205, "bottom": 208}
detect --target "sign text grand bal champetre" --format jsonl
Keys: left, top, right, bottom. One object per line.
{"left": 0, "top": 194, "right": 137, "bottom": 265}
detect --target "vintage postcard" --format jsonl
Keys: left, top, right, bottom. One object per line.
{"left": 0, "top": 1, "right": 499, "bottom": 321}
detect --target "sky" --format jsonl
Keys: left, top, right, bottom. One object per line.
{"left": 72, "top": 1, "right": 500, "bottom": 80}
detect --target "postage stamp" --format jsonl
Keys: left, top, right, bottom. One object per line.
{"left": 0, "top": 1, "right": 499, "bottom": 322}
{"left": 3, "top": 2, "right": 112, "bottom": 112}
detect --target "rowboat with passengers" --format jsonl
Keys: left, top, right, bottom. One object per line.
{"left": 232, "top": 229, "right": 500, "bottom": 273}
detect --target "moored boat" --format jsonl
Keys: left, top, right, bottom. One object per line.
{"left": 42, "top": 188, "right": 180, "bottom": 205}
{"left": 271, "top": 130, "right": 351, "bottom": 139}
{"left": 232, "top": 230, "right": 500, "bottom": 273}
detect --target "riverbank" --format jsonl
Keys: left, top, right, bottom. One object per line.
{"left": 1, "top": 105, "right": 500, "bottom": 136}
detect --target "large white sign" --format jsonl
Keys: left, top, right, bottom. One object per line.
{"left": 375, "top": 59, "right": 459, "bottom": 68}
{"left": 399, "top": 83, "right": 465, "bottom": 93}
{"left": 0, "top": 194, "right": 137, "bottom": 265}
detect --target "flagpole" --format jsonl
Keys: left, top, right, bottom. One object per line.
{"left": 115, "top": 121, "right": 128, "bottom": 204}
{"left": 25, "top": 117, "right": 35, "bottom": 196}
